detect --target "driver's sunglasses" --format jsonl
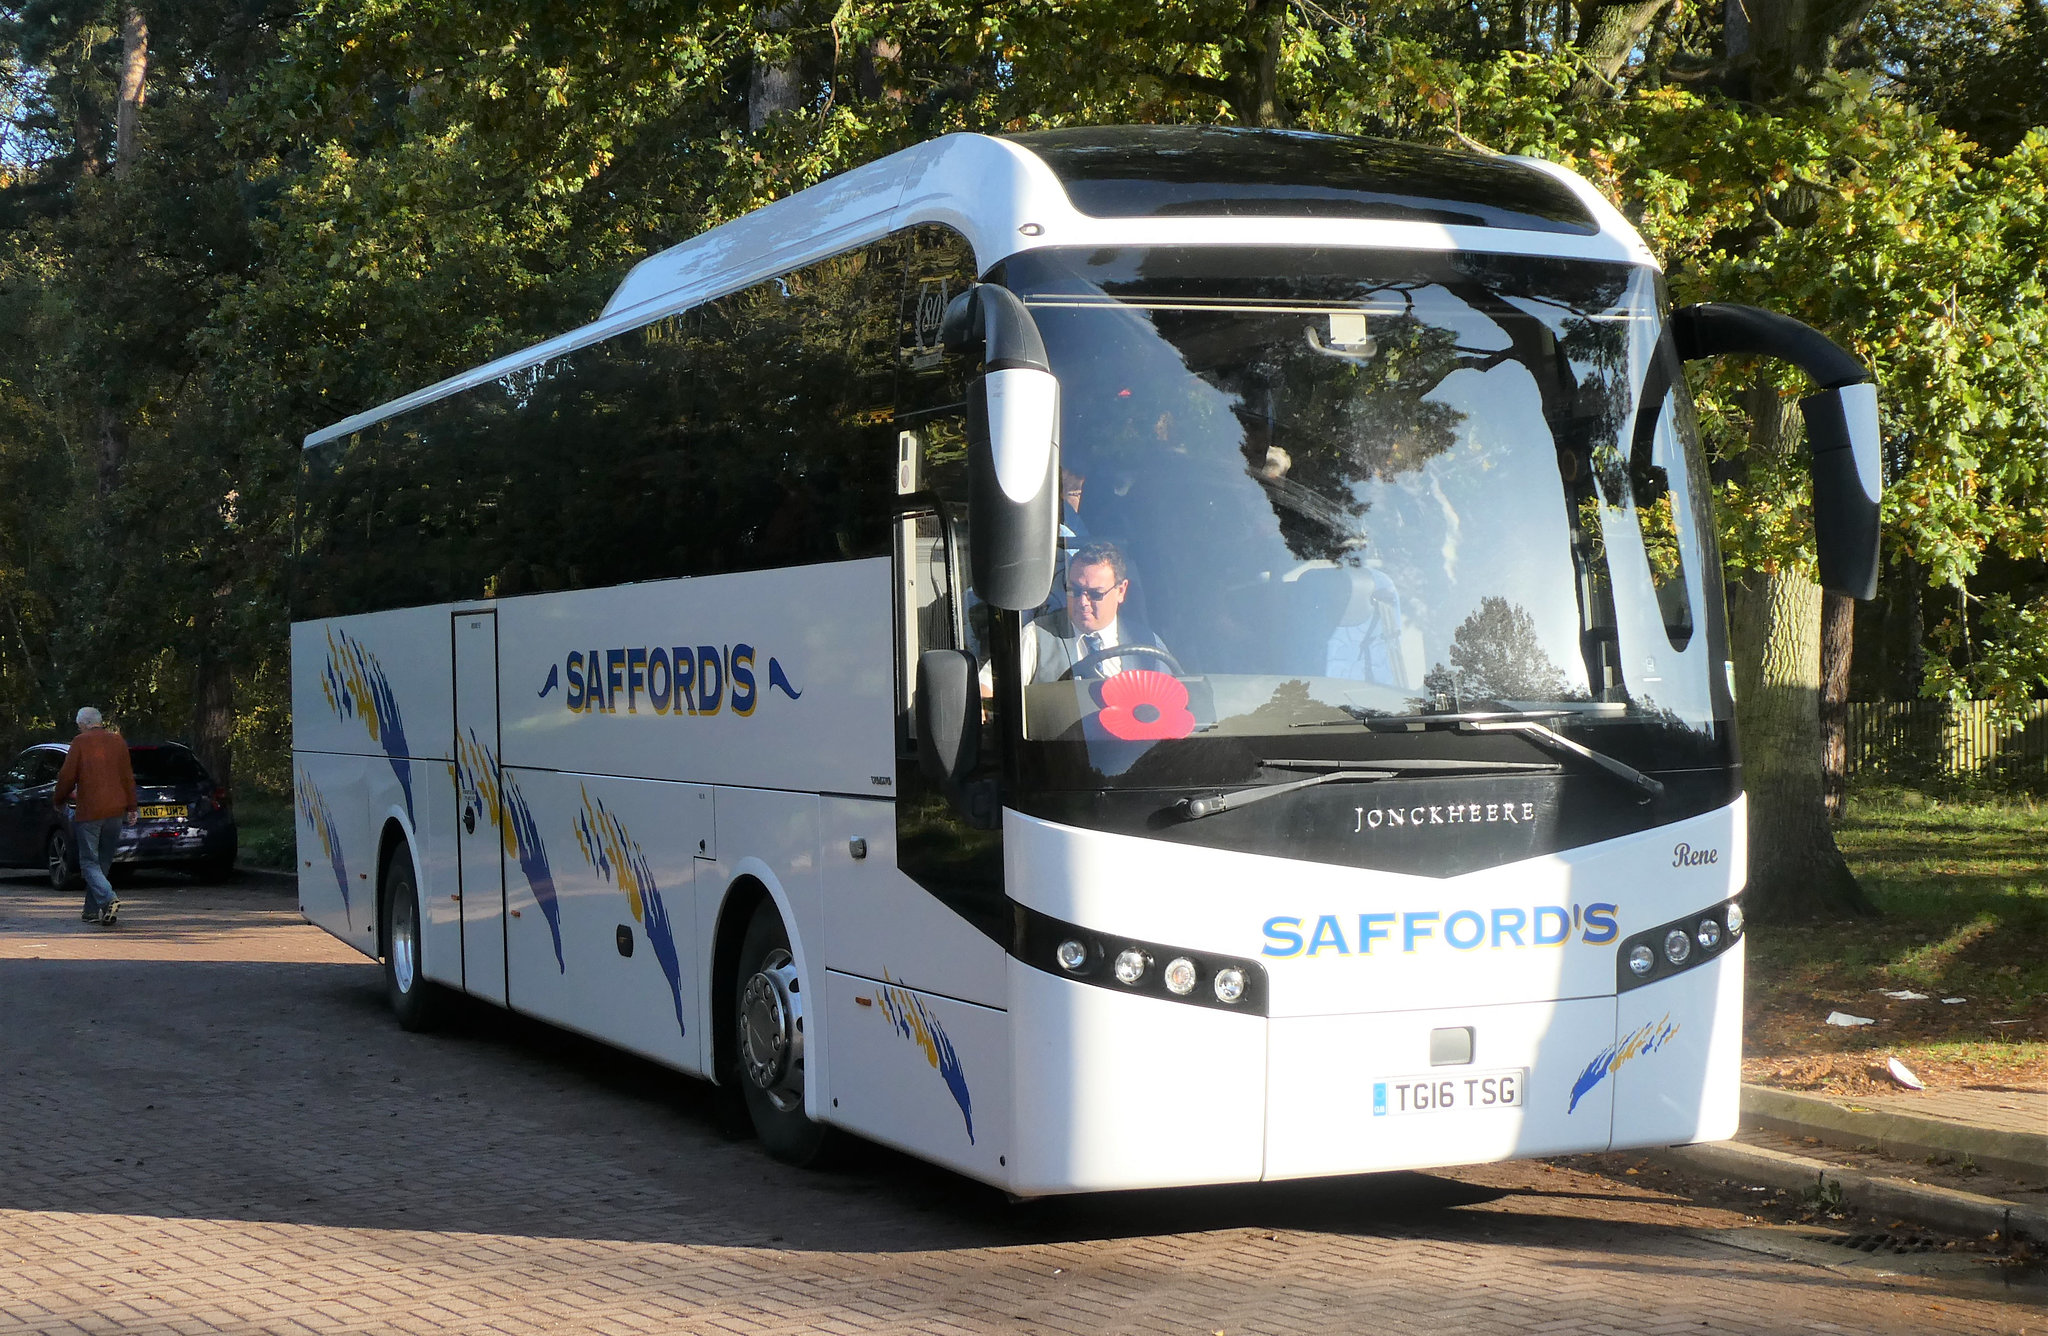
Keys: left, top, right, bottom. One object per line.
{"left": 1070, "top": 582, "right": 1123, "bottom": 603}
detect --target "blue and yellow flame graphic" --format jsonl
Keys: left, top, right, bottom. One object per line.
{"left": 293, "top": 766, "right": 348, "bottom": 911}
{"left": 875, "top": 975, "right": 974, "bottom": 1143}
{"left": 1568, "top": 1013, "right": 1681, "bottom": 1114}
{"left": 453, "top": 732, "right": 564, "bottom": 972}
{"left": 573, "top": 789, "right": 686, "bottom": 1038}
{"left": 320, "top": 629, "right": 414, "bottom": 820}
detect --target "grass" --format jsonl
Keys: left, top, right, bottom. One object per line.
{"left": 1744, "top": 785, "right": 2048, "bottom": 1093}
{"left": 235, "top": 789, "right": 295, "bottom": 872}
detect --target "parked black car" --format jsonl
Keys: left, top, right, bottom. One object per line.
{"left": 0, "top": 741, "right": 238, "bottom": 887}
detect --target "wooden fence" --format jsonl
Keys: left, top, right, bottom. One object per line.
{"left": 1844, "top": 699, "right": 2048, "bottom": 780}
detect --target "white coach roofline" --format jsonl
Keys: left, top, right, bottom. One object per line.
{"left": 302, "top": 132, "right": 1657, "bottom": 451}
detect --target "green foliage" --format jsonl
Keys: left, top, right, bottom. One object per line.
{"left": 0, "top": 0, "right": 2042, "bottom": 792}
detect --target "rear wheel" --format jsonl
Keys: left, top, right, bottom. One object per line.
{"left": 46, "top": 830, "right": 74, "bottom": 891}
{"left": 382, "top": 853, "right": 442, "bottom": 1031}
{"left": 734, "top": 899, "right": 837, "bottom": 1166}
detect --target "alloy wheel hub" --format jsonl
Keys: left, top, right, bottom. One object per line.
{"left": 739, "top": 949, "right": 804, "bottom": 1111}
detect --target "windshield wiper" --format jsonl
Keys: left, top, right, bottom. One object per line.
{"left": 1459, "top": 720, "right": 1661, "bottom": 798}
{"left": 1356, "top": 708, "right": 1584, "bottom": 727}
{"left": 1328, "top": 709, "right": 1663, "bottom": 799}
{"left": 1367, "top": 714, "right": 1666, "bottom": 799}
{"left": 1261, "top": 757, "right": 1564, "bottom": 776}
{"left": 1178, "top": 769, "right": 1398, "bottom": 820}
{"left": 1176, "top": 756, "right": 1565, "bottom": 821}
{"left": 1283, "top": 708, "right": 1661, "bottom": 798}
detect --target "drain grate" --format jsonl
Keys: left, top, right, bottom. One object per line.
{"left": 1802, "top": 1231, "right": 1943, "bottom": 1256}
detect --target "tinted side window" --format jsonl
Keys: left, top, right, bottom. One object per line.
{"left": 296, "top": 242, "right": 905, "bottom": 619}
{"left": 30, "top": 751, "right": 64, "bottom": 786}
{"left": 890, "top": 226, "right": 1006, "bottom": 937}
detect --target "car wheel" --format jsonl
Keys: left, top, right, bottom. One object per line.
{"left": 195, "top": 853, "right": 236, "bottom": 883}
{"left": 733, "top": 899, "right": 838, "bottom": 1167}
{"left": 382, "top": 853, "right": 442, "bottom": 1032}
{"left": 46, "top": 830, "right": 75, "bottom": 891}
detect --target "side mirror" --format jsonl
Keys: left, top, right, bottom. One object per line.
{"left": 941, "top": 285, "right": 1061, "bottom": 611}
{"left": 915, "top": 649, "right": 981, "bottom": 786}
{"left": 1799, "top": 382, "right": 1881, "bottom": 600}
{"left": 1671, "top": 303, "right": 1882, "bottom": 600}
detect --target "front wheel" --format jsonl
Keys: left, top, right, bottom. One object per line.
{"left": 382, "top": 854, "right": 442, "bottom": 1032}
{"left": 734, "top": 899, "right": 837, "bottom": 1166}
{"left": 47, "top": 830, "right": 75, "bottom": 891}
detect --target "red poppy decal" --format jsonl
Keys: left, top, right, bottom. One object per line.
{"left": 1095, "top": 670, "right": 1196, "bottom": 741}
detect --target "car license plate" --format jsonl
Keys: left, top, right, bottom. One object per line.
{"left": 1372, "top": 1068, "right": 1526, "bottom": 1117}
{"left": 138, "top": 804, "right": 186, "bottom": 820}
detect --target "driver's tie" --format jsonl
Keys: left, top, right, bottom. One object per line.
{"left": 1083, "top": 632, "right": 1106, "bottom": 677}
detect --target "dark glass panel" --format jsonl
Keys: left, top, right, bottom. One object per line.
{"left": 296, "top": 242, "right": 906, "bottom": 619}
{"left": 129, "top": 746, "right": 210, "bottom": 785}
{"left": 1006, "top": 126, "right": 1596, "bottom": 233}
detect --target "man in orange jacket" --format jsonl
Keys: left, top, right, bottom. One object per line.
{"left": 52, "top": 706, "right": 138, "bottom": 927}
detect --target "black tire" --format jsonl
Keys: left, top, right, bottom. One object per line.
{"left": 382, "top": 852, "right": 442, "bottom": 1032}
{"left": 194, "top": 853, "right": 237, "bottom": 883}
{"left": 733, "top": 899, "right": 837, "bottom": 1166}
{"left": 46, "top": 830, "right": 75, "bottom": 892}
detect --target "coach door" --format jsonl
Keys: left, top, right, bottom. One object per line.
{"left": 452, "top": 610, "right": 509, "bottom": 1006}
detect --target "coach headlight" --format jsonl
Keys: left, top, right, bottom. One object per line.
{"left": 1113, "top": 949, "right": 1148, "bottom": 985}
{"left": 1620, "top": 897, "right": 1743, "bottom": 993}
{"left": 1014, "top": 903, "right": 1268, "bottom": 1014}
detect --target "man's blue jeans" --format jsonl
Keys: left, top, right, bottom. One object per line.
{"left": 74, "top": 817, "right": 122, "bottom": 917}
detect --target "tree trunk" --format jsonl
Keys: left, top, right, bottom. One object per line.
{"left": 114, "top": 6, "right": 148, "bottom": 179}
{"left": 1725, "top": 0, "right": 1752, "bottom": 66}
{"left": 193, "top": 637, "right": 233, "bottom": 795}
{"left": 1819, "top": 588, "right": 1854, "bottom": 821}
{"left": 96, "top": 404, "right": 128, "bottom": 498}
{"left": 855, "top": 38, "right": 902, "bottom": 102}
{"left": 1574, "top": 0, "right": 1672, "bottom": 84}
{"left": 1220, "top": 1, "right": 1290, "bottom": 128}
{"left": 1731, "top": 385, "right": 1871, "bottom": 919}
{"left": 1507, "top": 0, "right": 1530, "bottom": 48}
{"left": 1723, "top": 0, "right": 1874, "bottom": 99}
{"left": 748, "top": 4, "right": 802, "bottom": 129}
{"left": 1252, "top": 0, "right": 1285, "bottom": 128}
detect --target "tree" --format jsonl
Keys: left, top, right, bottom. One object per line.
{"left": 1, "top": 0, "right": 2041, "bottom": 868}
{"left": 1423, "top": 598, "right": 1574, "bottom": 704}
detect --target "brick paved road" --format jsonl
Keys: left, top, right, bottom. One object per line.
{"left": 0, "top": 874, "right": 2037, "bottom": 1335}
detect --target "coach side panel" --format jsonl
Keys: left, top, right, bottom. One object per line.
{"left": 291, "top": 607, "right": 457, "bottom": 981}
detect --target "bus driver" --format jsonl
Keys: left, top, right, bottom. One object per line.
{"left": 1023, "top": 541, "right": 1172, "bottom": 682}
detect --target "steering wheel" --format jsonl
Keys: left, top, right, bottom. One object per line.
{"left": 1063, "top": 643, "right": 1185, "bottom": 681}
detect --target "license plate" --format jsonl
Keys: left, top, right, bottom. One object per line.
{"left": 138, "top": 804, "right": 186, "bottom": 820}
{"left": 1372, "top": 1068, "right": 1527, "bottom": 1117}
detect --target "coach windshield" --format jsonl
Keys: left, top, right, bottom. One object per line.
{"left": 986, "top": 245, "right": 1731, "bottom": 799}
